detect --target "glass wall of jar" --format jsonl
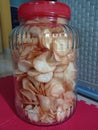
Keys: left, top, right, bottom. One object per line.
{"left": 10, "top": 1, "right": 79, "bottom": 126}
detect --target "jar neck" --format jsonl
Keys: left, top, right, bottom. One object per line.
{"left": 20, "top": 16, "right": 69, "bottom": 25}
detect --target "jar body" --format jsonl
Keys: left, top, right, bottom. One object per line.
{"left": 10, "top": 17, "right": 78, "bottom": 126}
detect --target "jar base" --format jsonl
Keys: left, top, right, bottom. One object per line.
{"left": 15, "top": 102, "right": 77, "bottom": 126}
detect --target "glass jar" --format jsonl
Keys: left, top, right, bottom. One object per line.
{"left": 10, "top": 1, "right": 79, "bottom": 126}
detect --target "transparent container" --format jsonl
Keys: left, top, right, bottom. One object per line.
{"left": 10, "top": 1, "right": 79, "bottom": 126}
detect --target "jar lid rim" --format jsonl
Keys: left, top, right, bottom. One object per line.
{"left": 18, "top": 1, "right": 71, "bottom": 21}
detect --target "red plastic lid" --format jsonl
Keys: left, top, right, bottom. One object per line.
{"left": 18, "top": 1, "right": 71, "bottom": 21}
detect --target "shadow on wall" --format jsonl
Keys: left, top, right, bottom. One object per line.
{"left": 10, "top": 0, "right": 32, "bottom": 7}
